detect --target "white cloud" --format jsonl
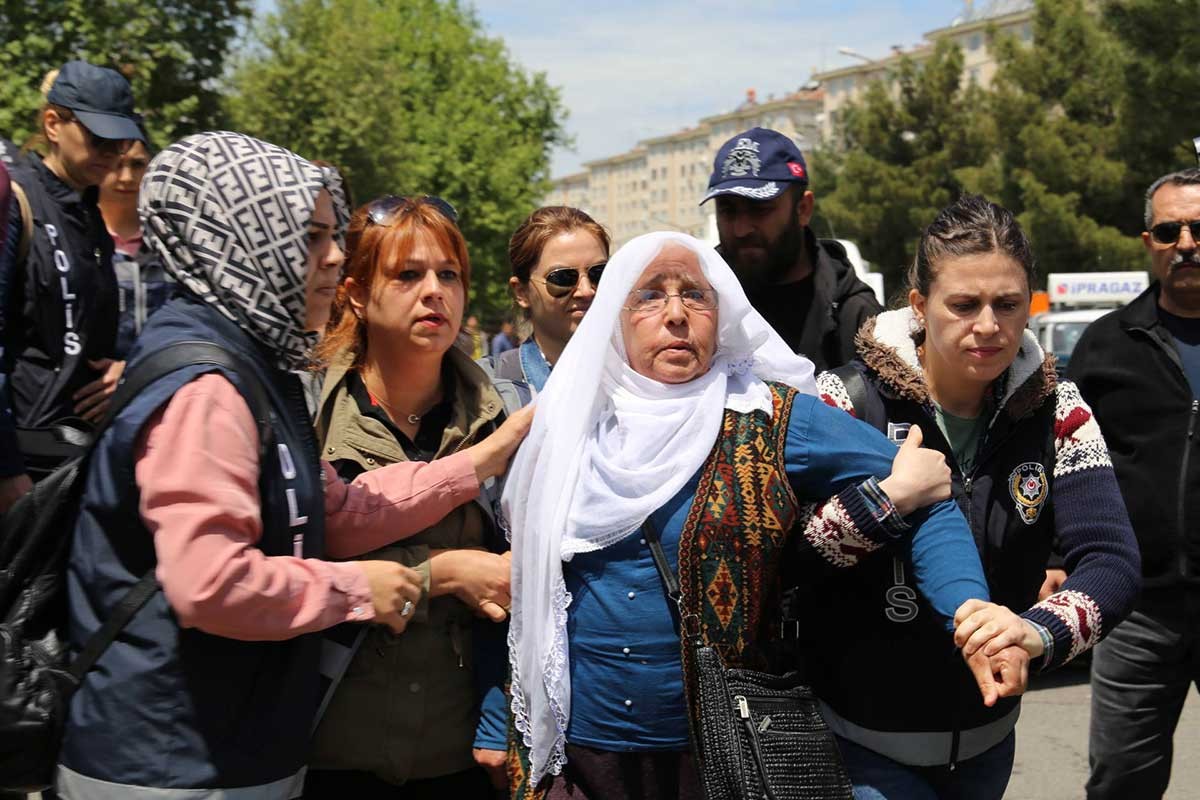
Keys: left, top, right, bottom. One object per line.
{"left": 470, "top": 1, "right": 962, "bottom": 176}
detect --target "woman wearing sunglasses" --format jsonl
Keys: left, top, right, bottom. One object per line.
{"left": 306, "top": 195, "right": 525, "bottom": 797}
{"left": 799, "top": 195, "right": 1140, "bottom": 799}
{"left": 489, "top": 206, "right": 610, "bottom": 390}
{"left": 0, "top": 61, "right": 146, "bottom": 498}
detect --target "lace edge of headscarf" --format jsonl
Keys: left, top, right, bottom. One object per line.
{"left": 509, "top": 576, "right": 573, "bottom": 783}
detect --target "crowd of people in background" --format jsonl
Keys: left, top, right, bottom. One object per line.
{"left": 0, "top": 57, "right": 1197, "bottom": 800}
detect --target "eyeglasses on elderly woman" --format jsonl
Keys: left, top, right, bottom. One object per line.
{"left": 623, "top": 287, "right": 719, "bottom": 314}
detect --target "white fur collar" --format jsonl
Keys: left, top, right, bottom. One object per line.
{"left": 865, "top": 307, "right": 1049, "bottom": 413}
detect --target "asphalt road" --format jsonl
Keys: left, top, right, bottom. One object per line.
{"left": 1007, "top": 663, "right": 1200, "bottom": 799}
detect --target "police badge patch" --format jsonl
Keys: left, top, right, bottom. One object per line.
{"left": 722, "top": 137, "right": 762, "bottom": 178}
{"left": 1009, "top": 462, "right": 1048, "bottom": 525}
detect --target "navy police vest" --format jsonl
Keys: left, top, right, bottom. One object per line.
{"left": 61, "top": 295, "right": 327, "bottom": 791}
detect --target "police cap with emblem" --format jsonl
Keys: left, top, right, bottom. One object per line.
{"left": 700, "top": 127, "right": 808, "bottom": 205}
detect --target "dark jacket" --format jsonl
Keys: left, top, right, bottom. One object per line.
{"left": 722, "top": 230, "right": 882, "bottom": 371}
{"left": 61, "top": 295, "right": 326, "bottom": 795}
{"left": 311, "top": 347, "right": 507, "bottom": 783}
{"left": 112, "top": 244, "right": 175, "bottom": 358}
{"left": 1, "top": 158, "right": 117, "bottom": 430}
{"left": 1069, "top": 283, "right": 1200, "bottom": 592}
{"left": 806, "top": 308, "right": 1139, "bottom": 766}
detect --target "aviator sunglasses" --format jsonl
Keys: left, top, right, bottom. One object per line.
{"left": 530, "top": 263, "right": 606, "bottom": 297}
{"left": 1150, "top": 220, "right": 1200, "bottom": 246}
{"left": 365, "top": 194, "right": 459, "bottom": 227}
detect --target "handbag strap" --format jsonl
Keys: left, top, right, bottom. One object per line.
{"left": 642, "top": 519, "right": 702, "bottom": 643}
{"left": 67, "top": 569, "right": 158, "bottom": 683}
{"left": 101, "top": 341, "right": 276, "bottom": 456}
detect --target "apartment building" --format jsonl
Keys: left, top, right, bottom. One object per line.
{"left": 544, "top": 1, "right": 1035, "bottom": 249}
{"left": 546, "top": 89, "right": 822, "bottom": 249}
{"left": 814, "top": 0, "right": 1035, "bottom": 140}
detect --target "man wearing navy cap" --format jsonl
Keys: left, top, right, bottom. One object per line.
{"left": 702, "top": 127, "right": 881, "bottom": 371}
{"left": 0, "top": 61, "right": 145, "bottom": 507}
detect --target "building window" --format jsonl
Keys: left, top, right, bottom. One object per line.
{"left": 1021, "top": 24, "right": 1033, "bottom": 42}
{"left": 968, "top": 33, "right": 982, "bottom": 51}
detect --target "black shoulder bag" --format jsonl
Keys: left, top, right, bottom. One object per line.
{"left": 643, "top": 520, "right": 852, "bottom": 800}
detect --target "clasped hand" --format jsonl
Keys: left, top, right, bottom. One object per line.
{"left": 955, "top": 599, "right": 1044, "bottom": 706}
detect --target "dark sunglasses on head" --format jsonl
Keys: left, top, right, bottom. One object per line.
{"left": 531, "top": 264, "right": 606, "bottom": 297}
{"left": 58, "top": 111, "right": 134, "bottom": 157}
{"left": 1150, "top": 220, "right": 1200, "bottom": 246}
{"left": 365, "top": 194, "right": 459, "bottom": 227}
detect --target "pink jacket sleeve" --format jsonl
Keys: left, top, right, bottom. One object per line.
{"left": 135, "top": 373, "right": 479, "bottom": 641}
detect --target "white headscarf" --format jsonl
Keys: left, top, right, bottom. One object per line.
{"left": 502, "top": 231, "right": 816, "bottom": 783}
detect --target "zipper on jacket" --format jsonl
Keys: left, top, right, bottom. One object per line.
{"left": 134, "top": 262, "right": 146, "bottom": 335}
{"left": 1178, "top": 400, "right": 1199, "bottom": 579}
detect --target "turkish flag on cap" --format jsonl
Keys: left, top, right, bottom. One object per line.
{"left": 788, "top": 162, "right": 806, "bottom": 178}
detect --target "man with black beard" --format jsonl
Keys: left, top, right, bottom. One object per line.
{"left": 701, "top": 128, "right": 880, "bottom": 370}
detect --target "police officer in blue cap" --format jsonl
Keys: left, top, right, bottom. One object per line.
{"left": 702, "top": 127, "right": 881, "bottom": 371}
{"left": 0, "top": 61, "right": 146, "bottom": 509}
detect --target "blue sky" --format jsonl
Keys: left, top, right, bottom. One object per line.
{"left": 251, "top": 1, "right": 974, "bottom": 176}
{"left": 467, "top": 1, "right": 972, "bottom": 177}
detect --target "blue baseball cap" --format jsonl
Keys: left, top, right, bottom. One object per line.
{"left": 700, "top": 127, "right": 808, "bottom": 205}
{"left": 46, "top": 61, "right": 144, "bottom": 142}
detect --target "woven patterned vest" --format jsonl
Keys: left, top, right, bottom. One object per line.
{"left": 507, "top": 381, "right": 800, "bottom": 799}
{"left": 677, "top": 381, "right": 799, "bottom": 706}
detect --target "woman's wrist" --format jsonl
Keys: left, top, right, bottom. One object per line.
{"left": 877, "top": 475, "right": 915, "bottom": 517}
{"left": 1021, "top": 618, "right": 1048, "bottom": 658}
{"left": 428, "top": 549, "right": 461, "bottom": 598}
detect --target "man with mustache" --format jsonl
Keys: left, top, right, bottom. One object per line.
{"left": 701, "top": 127, "right": 881, "bottom": 370}
{"left": 1070, "top": 166, "right": 1200, "bottom": 799}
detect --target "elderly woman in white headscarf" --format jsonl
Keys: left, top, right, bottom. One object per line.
{"left": 502, "top": 232, "right": 1001, "bottom": 800}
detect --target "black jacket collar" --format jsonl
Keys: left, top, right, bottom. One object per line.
{"left": 32, "top": 156, "right": 97, "bottom": 207}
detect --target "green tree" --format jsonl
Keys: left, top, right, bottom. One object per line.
{"left": 820, "top": 40, "right": 997, "bottom": 290}
{"left": 0, "top": 0, "right": 251, "bottom": 147}
{"left": 1104, "top": 0, "right": 1200, "bottom": 193}
{"left": 981, "top": 0, "right": 1144, "bottom": 273}
{"left": 823, "top": 0, "right": 1159, "bottom": 288}
{"left": 225, "top": 0, "right": 568, "bottom": 320}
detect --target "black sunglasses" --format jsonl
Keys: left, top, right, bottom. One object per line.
{"left": 1150, "top": 220, "right": 1200, "bottom": 246}
{"left": 59, "top": 111, "right": 134, "bottom": 157}
{"left": 365, "top": 194, "right": 459, "bottom": 227}
{"left": 531, "top": 264, "right": 606, "bottom": 297}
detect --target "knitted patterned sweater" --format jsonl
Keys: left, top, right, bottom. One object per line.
{"left": 797, "top": 308, "right": 1141, "bottom": 763}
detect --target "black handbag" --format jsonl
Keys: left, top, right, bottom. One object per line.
{"left": 15, "top": 420, "right": 92, "bottom": 481}
{"left": 643, "top": 521, "right": 853, "bottom": 800}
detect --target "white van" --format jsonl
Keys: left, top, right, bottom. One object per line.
{"left": 1030, "top": 272, "right": 1149, "bottom": 373}
{"left": 1029, "top": 308, "right": 1111, "bottom": 374}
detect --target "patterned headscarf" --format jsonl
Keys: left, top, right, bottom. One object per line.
{"left": 139, "top": 131, "right": 349, "bottom": 370}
